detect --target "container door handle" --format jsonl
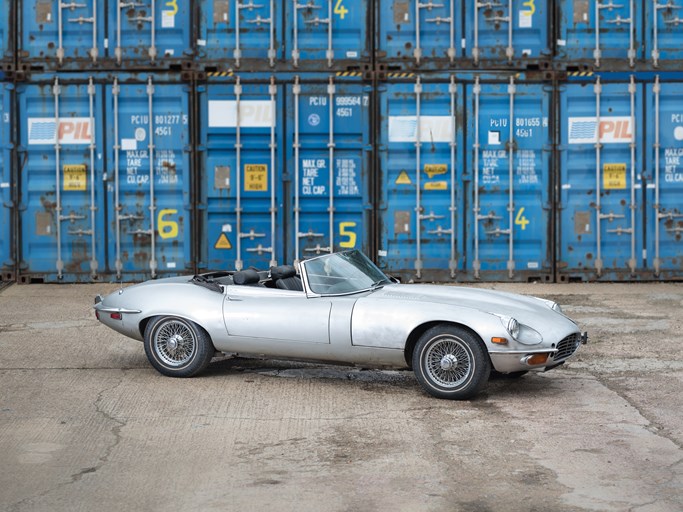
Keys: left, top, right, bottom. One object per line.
{"left": 113, "top": 77, "right": 122, "bottom": 277}
{"left": 147, "top": 77, "right": 157, "bottom": 277}
{"left": 87, "top": 77, "right": 98, "bottom": 277}
{"left": 448, "top": 75, "right": 458, "bottom": 276}
{"left": 269, "top": 77, "right": 278, "bottom": 266}
{"left": 414, "top": 77, "right": 423, "bottom": 277}
{"left": 327, "top": 76, "right": 335, "bottom": 255}
{"left": 53, "top": 78, "right": 64, "bottom": 278}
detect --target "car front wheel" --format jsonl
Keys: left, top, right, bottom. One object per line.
{"left": 143, "top": 316, "right": 214, "bottom": 377}
{"left": 413, "top": 325, "right": 490, "bottom": 400}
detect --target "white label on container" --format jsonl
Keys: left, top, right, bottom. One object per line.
{"left": 208, "top": 101, "right": 274, "bottom": 128}
{"left": 164, "top": 49, "right": 175, "bottom": 56}
{"left": 568, "top": 116, "right": 633, "bottom": 144}
{"left": 527, "top": 262, "right": 539, "bottom": 269}
{"left": 562, "top": 183, "right": 571, "bottom": 189}
{"left": 346, "top": 51, "right": 358, "bottom": 58}
{"left": 166, "top": 262, "right": 176, "bottom": 269}
{"left": 28, "top": 117, "right": 92, "bottom": 145}
{"left": 121, "top": 139, "right": 137, "bottom": 151}
{"left": 647, "top": 183, "right": 656, "bottom": 189}
{"left": 197, "top": 39, "right": 207, "bottom": 47}
{"left": 378, "top": 250, "right": 388, "bottom": 257}
{"left": 162, "top": 11, "right": 175, "bottom": 28}
{"left": 222, "top": 223, "right": 232, "bottom": 233}
{"left": 519, "top": 11, "right": 532, "bottom": 28}
{"left": 388, "top": 116, "right": 452, "bottom": 142}
{"left": 0, "top": 182, "right": 9, "bottom": 188}
{"left": 557, "top": 39, "right": 567, "bottom": 47}
{"left": 104, "top": 38, "right": 109, "bottom": 49}
{"left": 488, "top": 131, "right": 501, "bottom": 145}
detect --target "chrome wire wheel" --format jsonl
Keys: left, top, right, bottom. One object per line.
{"left": 423, "top": 335, "right": 473, "bottom": 388}
{"left": 152, "top": 318, "right": 197, "bottom": 367}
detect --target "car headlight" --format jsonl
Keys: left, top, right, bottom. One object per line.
{"left": 536, "top": 297, "right": 565, "bottom": 315}
{"left": 497, "top": 315, "right": 520, "bottom": 339}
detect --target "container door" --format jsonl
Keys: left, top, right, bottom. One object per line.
{"left": 646, "top": 0, "right": 683, "bottom": 67}
{"left": 285, "top": 78, "right": 371, "bottom": 264}
{"left": 0, "top": 0, "right": 14, "bottom": 61}
{"left": 466, "top": 78, "right": 552, "bottom": 281}
{"left": 18, "top": 79, "right": 106, "bottom": 282}
{"left": 19, "top": 0, "right": 103, "bottom": 67}
{"left": 558, "top": 78, "right": 644, "bottom": 280}
{"left": 556, "top": 0, "right": 639, "bottom": 67}
{"left": 286, "top": 0, "right": 369, "bottom": 68}
{"left": 377, "top": 0, "right": 460, "bottom": 67}
{"left": 108, "top": 0, "right": 191, "bottom": 66}
{"left": 198, "top": 78, "right": 284, "bottom": 272}
{"left": 465, "top": 0, "right": 550, "bottom": 64}
{"left": 0, "top": 83, "right": 12, "bottom": 279}
{"left": 197, "top": 0, "right": 280, "bottom": 67}
{"left": 106, "top": 78, "right": 192, "bottom": 280}
{"left": 645, "top": 78, "right": 683, "bottom": 278}
{"left": 376, "top": 78, "right": 463, "bottom": 281}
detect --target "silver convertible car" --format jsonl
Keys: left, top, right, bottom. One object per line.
{"left": 95, "top": 250, "right": 587, "bottom": 400}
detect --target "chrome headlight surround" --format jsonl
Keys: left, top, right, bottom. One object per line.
{"left": 494, "top": 314, "right": 520, "bottom": 339}
{"left": 491, "top": 313, "right": 543, "bottom": 346}
{"left": 536, "top": 297, "right": 565, "bottom": 316}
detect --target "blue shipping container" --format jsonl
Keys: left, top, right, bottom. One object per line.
{"left": 285, "top": 77, "right": 371, "bottom": 263}
{"left": 105, "top": 77, "right": 193, "bottom": 280}
{"left": 465, "top": 78, "right": 553, "bottom": 281}
{"left": 18, "top": 1, "right": 191, "bottom": 68}
{"left": 196, "top": 0, "right": 283, "bottom": 67}
{"left": 645, "top": 77, "right": 683, "bottom": 278}
{"left": 645, "top": 0, "right": 683, "bottom": 67}
{"left": 285, "top": 0, "right": 370, "bottom": 69}
{"left": 376, "top": 78, "right": 464, "bottom": 280}
{"left": 377, "top": 0, "right": 462, "bottom": 66}
{"left": 0, "top": 0, "right": 13, "bottom": 62}
{"left": 197, "top": 78, "right": 285, "bottom": 272}
{"left": 17, "top": 78, "right": 107, "bottom": 282}
{"left": 556, "top": 0, "right": 641, "bottom": 67}
{"left": 464, "top": 0, "right": 551, "bottom": 64}
{"left": 0, "top": 82, "right": 13, "bottom": 280}
{"left": 558, "top": 77, "right": 645, "bottom": 281}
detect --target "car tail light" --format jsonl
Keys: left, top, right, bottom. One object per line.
{"left": 110, "top": 312, "right": 122, "bottom": 320}
{"left": 95, "top": 310, "right": 100, "bottom": 320}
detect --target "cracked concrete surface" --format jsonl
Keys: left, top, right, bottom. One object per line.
{"left": 0, "top": 282, "right": 682, "bottom": 511}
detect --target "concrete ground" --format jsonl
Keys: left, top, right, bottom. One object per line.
{"left": 0, "top": 281, "right": 682, "bottom": 512}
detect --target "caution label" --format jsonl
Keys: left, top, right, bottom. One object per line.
{"left": 424, "top": 181, "right": 447, "bottom": 191}
{"left": 603, "top": 163, "right": 626, "bottom": 190}
{"left": 424, "top": 164, "right": 447, "bottom": 179}
{"left": 215, "top": 233, "right": 232, "bottom": 250}
{"left": 395, "top": 170, "right": 412, "bottom": 185}
{"left": 63, "top": 164, "right": 87, "bottom": 191}
{"left": 245, "top": 164, "right": 268, "bottom": 192}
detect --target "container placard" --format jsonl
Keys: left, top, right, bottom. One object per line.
{"left": 603, "top": 163, "right": 627, "bottom": 189}
{"left": 63, "top": 164, "right": 87, "bottom": 191}
{"left": 244, "top": 164, "right": 268, "bottom": 192}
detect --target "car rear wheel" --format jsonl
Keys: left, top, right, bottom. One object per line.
{"left": 143, "top": 316, "right": 214, "bottom": 377}
{"left": 413, "top": 325, "right": 490, "bottom": 400}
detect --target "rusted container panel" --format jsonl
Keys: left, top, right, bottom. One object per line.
{"left": 17, "top": 78, "right": 107, "bottom": 282}
{"left": 0, "top": 82, "right": 13, "bottom": 281}
{"left": 105, "top": 77, "right": 193, "bottom": 280}
{"left": 555, "top": 0, "right": 642, "bottom": 69}
{"left": 17, "top": 1, "right": 192, "bottom": 70}
{"left": 557, "top": 77, "right": 646, "bottom": 281}
{"left": 645, "top": 77, "right": 683, "bottom": 279}
{"left": 196, "top": 76, "right": 286, "bottom": 272}
{"left": 0, "top": 0, "right": 15, "bottom": 67}
{"left": 284, "top": 76, "right": 372, "bottom": 263}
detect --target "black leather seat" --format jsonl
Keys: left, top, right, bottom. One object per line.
{"left": 270, "top": 265, "right": 303, "bottom": 291}
{"left": 233, "top": 269, "right": 262, "bottom": 286}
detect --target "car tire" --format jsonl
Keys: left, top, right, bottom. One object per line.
{"left": 143, "top": 316, "right": 214, "bottom": 378}
{"left": 413, "top": 324, "right": 491, "bottom": 400}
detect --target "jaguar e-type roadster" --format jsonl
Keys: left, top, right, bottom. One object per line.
{"left": 95, "top": 250, "right": 587, "bottom": 400}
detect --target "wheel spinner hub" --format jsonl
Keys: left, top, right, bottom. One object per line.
{"left": 440, "top": 353, "right": 458, "bottom": 370}
{"left": 167, "top": 334, "right": 183, "bottom": 352}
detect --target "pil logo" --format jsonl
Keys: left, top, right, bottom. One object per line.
{"left": 28, "top": 117, "right": 93, "bottom": 145}
{"left": 568, "top": 116, "right": 633, "bottom": 145}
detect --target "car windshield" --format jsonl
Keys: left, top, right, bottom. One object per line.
{"left": 303, "top": 250, "right": 390, "bottom": 295}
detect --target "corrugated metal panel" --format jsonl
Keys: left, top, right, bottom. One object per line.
{"left": 17, "top": 0, "right": 192, "bottom": 69}
{"left": 105, "top": 77, "right": 193, "bottom": 280}
{"left": 196, "top": 0, "right": 283, "bottom": 68}
{"left": 376, "top": 77, "right": 464, "bottom": 280}
{"left": 284, "top": 0, "right": 370, "bottom": 70}
{"left": 285, "top": 76, "right": 371, "bottom": 263}
{"left": 645, "top": 76, "right": 683, "bottom": 278}
{"left": 557, "top": 77, "right": 645, "bottom": 281}
{"left": 645, "top": 0, "right": 683, "bottom": 68}
{"left": 465, "top": 78, "right": 553, "bottom": 281}
{"left": 464, "top": 0, "right": 551, "bottom": 65}
{"left": 0, "top": 0, "right": 14, "bottom": 64}
{"left": 197, "top": 77, "right": 285, "bottom": 272}
{"left": 0, "top": 82, "right": 13, "bottom": 280}
{"left": 555, "top": 0, "right": 641, "bottom": 68}
{"left": 17, "top": 78, "right": 107, "bottom": 282}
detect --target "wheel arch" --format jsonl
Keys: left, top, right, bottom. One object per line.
{"left": 404, "top": 321, "right": 488, "bottom": 369}
{"left": 139, "top": 314, "right": 215, "bottom": 348}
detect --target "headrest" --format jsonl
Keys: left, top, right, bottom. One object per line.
{"left": 270, "top": 265, "right": 296, "bottom": 280}
{"left": 233, "top": 269, "right": 260, "bottom": 285}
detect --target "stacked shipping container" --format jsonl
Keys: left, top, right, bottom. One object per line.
{"left": 0, "top": 1, "right": 680, "bottom": 283}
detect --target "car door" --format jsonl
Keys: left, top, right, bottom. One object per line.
{"left": 223, "top": 286, "right": 332, "bottom": 344}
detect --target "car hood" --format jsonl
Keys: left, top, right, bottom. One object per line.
{"left": 374, "top": 284, "right": 576, "bottom": 330}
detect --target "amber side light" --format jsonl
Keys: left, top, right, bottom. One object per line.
{"left": 491, "top": 337, "right": 508, "bottom": 344}
{"left": 526, "top": 353, "right": 549, "bottom": 365}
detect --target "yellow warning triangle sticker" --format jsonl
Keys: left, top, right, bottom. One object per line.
{"left": 214, "top": 233, "right": 232, "bottom": 250}
{"left": 396, "top": 170, "right": 412, "bottom": 185}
